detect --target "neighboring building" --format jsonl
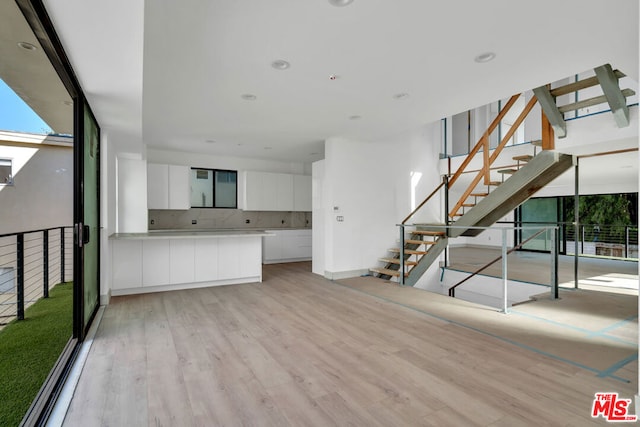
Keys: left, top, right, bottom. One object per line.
{"left": 0, "top": 131, "right": 73, "bottom": 235}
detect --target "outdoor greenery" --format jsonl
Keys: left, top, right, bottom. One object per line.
{"left": 0, "top": 282, "right": 72, "bottom": 427}
{"left": 564, "top": 193, "right": 637, "bottom": 242}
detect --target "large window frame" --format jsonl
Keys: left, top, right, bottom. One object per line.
{"left": 190, "top": 167, "right": 238, "bottom": 209}
{"left": 15, "top": 1, "right": 101, "bottom": 425}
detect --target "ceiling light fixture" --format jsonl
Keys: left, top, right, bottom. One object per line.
{"left": 393, "top": 93, "right": 410, "bottom": 100}
{"left": 17, "top": 41, "right": 37, "bottom": 51}
{"left": 241, "top": 94, "right": 257, "bottom": 101}
{"left": 271, "top": 60, "right": 290, "bottom": 70}
{"left": 474, "top": 52, "right": 496, "bottom": 63}
{"left": 328, "top": 0, "right": 354, "bottom": 6}
{"left": 329, "top": 74, "right": 340, "bottom": 81}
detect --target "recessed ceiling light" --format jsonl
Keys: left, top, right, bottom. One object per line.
{"left": 241, "top": 94, "right": 257, "bottom": 101}
{"left": 271, "top": 60, "right": 290, "bottom": 70}
{"left": 205, "top": 139, "right": 216, "bottom": 144}
{"left": 328, "top": 0, "right": 354, "bottom": 6}
{"left": 329, "top": 74, "right": 340, "bottom": 81}
{"left": 474, "top": 52, "right": 496, "bottom": 63}
{"left": 349, "top": 115, "right": 362, "bottom": 120}
{"left": 393, "top": 93, "right": 410, "bottom": 100}
{"left": 17, "top": 42, "right": 37, "bottom": 51}
{"left": 264, "top": 146, "right": 272, "bottom": 150}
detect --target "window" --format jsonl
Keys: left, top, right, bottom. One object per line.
{"left": 0, "top": 159, "right": 13, "bottom": 185}
{"left": 190, "top": 168, "right": 237, "bottom": 208}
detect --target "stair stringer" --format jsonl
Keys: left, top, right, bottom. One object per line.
{"left": 450, "top": 150, "right": 575, "bottom": 238}
{"left": 404, "top": 236, "right": 448, "bottom": 287}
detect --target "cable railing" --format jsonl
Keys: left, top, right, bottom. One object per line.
{"left": 565, "top": 224, "right": 638, "bottom": 259}
{"left": 0, "top": 226, "right": 73, "bottom": 325}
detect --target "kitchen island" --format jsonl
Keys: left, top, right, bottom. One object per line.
{"left": 110, "top": 230, "right": 273, "bottom": 296}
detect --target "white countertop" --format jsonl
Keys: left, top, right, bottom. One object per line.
{"left": 110, "top": 230, "right": 275, "bottom": 240}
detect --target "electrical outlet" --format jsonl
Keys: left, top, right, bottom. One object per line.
{"left": 336, "top": 216, "right": 344, "bottom": 222}
{"left": 150, "top": 219, "right": 155, "bottom": 225}
{"left": 192, "top": 219, "right": 197, "bottom": 225}
{"left": 245, "top": 219, "right": 250, "bottom": 224}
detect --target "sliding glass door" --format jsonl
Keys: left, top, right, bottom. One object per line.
{"left": 79, "top": 103, "right": 100, "bottom": 332}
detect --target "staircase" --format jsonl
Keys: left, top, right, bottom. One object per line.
{"left": 370, "top": 63, "right": 633, "bottom": 287}
{"left": 450, "top": 150, "right": 574, "bottom": 237}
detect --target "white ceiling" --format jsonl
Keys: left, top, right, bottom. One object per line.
{"left": 24, "top": 1, "right": 640, "bottom": 162}
{"left": 0, "top": 1, "right": 72, "bottom": 134}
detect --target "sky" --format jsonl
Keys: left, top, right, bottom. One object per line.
{"left": 0, "top": 78, "right": 52, "bottom": 135}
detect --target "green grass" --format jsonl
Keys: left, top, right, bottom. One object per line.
{"left": 0, "top": 282, "right": 73, "bottom": 427}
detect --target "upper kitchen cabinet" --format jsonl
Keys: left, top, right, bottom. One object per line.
{"left": 244, "top": 171, "right": 312, "bottom": 211}
{"left": 293, "top": 175, "right": 312, "bottom": 211}
{"left": 147, "top": 163, "right": 190, "bottom": 210}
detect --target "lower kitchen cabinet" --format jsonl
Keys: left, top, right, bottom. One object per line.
{"left": 111, "top": 233, "right": 266, "bottom": 295}
{"left": 263, "top": 229, "right": 312, "bottom": 264}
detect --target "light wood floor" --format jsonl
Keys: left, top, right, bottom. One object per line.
{"left": 64, "top": 262, "right": 637, "bottom": 426}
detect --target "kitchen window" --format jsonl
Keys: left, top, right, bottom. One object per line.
{"left": 190, "top": 168, "right": 237, "bottom": 208}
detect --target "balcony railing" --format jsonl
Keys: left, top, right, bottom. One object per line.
{"left": 0, "top": 226, "right": 73, "bottom": 326}
{"left": 565, "top": 224, "right": 638, "bottom": 259}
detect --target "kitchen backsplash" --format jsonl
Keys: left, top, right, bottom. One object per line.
{"left": 149, "top": 209, "right": 312, "bottom": 230}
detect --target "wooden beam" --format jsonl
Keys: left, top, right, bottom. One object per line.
{"left": 558, "top": 89, "right": 635, "bottom": 114}
{"left": 541, "top": 109, "right": 555, "bottom": 150}
{"left": 550, "top": 70, "right": 625, "bottom": 97}
{"left": 594, "top": 64, "right": 630, "bottom": 128}
{"left": 532, "top": 86, "right": 566, "bottom": 138}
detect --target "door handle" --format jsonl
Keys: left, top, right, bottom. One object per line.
{"left": 75, "top": 223, "right": 91, "bottom": 247}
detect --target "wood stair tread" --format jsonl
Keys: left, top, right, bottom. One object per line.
{"left": 470, "top": 192, "right": 489, "bottom": 197}
{"left": 512, "top": 155, "right": 533, "bottom": 162}
{"left": 497, "top": 168, "right": 518, "bottom": 174}
{"left": 379, "top": 258, "right": 418, "bottom": 266}
{"left": 487, "top": 181, "right": 501, "bottom": 186}
{"left": 406, "top": 239, "right": 437, "bottom": 245}
{"left": 370, "top": 267, "right": 408, "bottom": 277}
{"left": 461, "top": 203, "right": 475, "bottom": 207}
{"left": 388, "top": 248, "right": 427, "bottom": 255}
{"left": 411, "top": 230, "right": 445, "bottom": 236}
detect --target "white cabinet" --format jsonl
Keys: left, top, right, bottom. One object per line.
{"left": 244, "top": 171, "right": 309, "bottom": 212}
{"left": 111, "top": 235, "right": 265, "bottom": 295}
{"left": 168, "top": 165, "right": 190, "bottom": 209}
{"left": 142, "top": 240, "right": 171, "bottom": 286}
{"left": 263, "top": 232, "right": 284, "bottom": 263}
{"left": 194, "top": 239, "right": 219, "bottom": 282}
{"left": 112, "top": 240, "right": 142, "bottom": 290}
{"left": 263, "top": 229, "right": 312, "bottom": 263}
{"left": 147, "top": 163, "right": 169, "bottom": 210}
{"left": 170, "top": 239, "right": 195, "bottom": 284}
{"left": 276, "top": 174, "right": 294, "bottom": 210}
{"left": 147, "top": 163, "right": 190, "bottom": 210}
{"left": 293, "top": 175, "right": 312, "bottom": 211}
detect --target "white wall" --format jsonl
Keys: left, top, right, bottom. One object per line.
{"left": 319, "top": 122, "right": 443, "bottom": 281}
{"left": 0, "top": 140, "right": 73, "bottom": 234}
{"left": 312, "top": 160, "right": 325, "bottom": 275}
